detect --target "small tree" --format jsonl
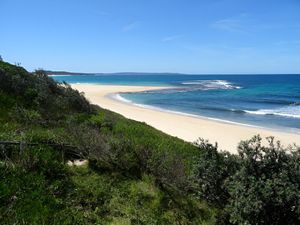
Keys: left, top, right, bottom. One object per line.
{"left": 225, "top": 135, "right": 300, "bottom": 225}
{"left": 192, "top": 138, "right": 238, "bottom": 206}
{"left": 0, "top": 55, "right": 3, "bottom": 61}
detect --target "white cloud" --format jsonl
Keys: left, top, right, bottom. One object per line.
{"left": 211, "top": 13, "right": 300, "bottom": 33}
{"left": 161, "top": 35, "right": 184, "bottom": 42}
{"left": 122, "top": 21, "right": 140, "bottom": 32}
{"left": 211, "top": 13, "right": 252, "bottom": 32}
{"left": 211, "top": 19, "right": 243, "bottom": 32}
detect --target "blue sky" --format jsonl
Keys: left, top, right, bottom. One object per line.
{"left": 1, "top": 0, "right": 300, "bottom": 73}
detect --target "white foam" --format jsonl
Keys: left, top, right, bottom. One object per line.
{"left": 110, "top": 93, "right": 300, "bottom": 134}
{"left": 112, "top": 94, "right": 133, "bottom": 103}
{"left": 48, "top": 75, "right": 72, "bottom": 77}
{"left": 181, "top": 80, "right": 241, "bottom": 90}
{"left": 245, "top": 106, "right": 300, "bottom": 119}
{"left": 73, "top": 82, "right": 103, "bottom": 85}
{"left": 111, "top": 94, "right": 264, "bottom": 128}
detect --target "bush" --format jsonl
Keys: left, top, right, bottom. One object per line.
{"left": 192, "top": 138, "right": 238, "bottom": 206}
{"left": 3, "top": 60, "right": 299, "bottom": 224}
{"left": 225, "top": 136, "right": 300, "bottom": 225}
{"left": 12, "top": 106, "right": 42, "bottom": 125}
{"left": 0, "top": 62, "right": 94, "bottom": 123}
{"left": 0, "top": 145, "right": 71, "bottom": 225}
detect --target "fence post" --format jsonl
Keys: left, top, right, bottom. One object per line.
{"left": 19, "top": 132, "right": 26, "bottom": 164}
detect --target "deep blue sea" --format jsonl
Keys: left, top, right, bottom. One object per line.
{"left": 53, "top": 74, "right": 300, "bottom": 133}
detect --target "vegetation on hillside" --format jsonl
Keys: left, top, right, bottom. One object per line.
{"left": 0, "top": 61, "right": 299, "bottom": 224}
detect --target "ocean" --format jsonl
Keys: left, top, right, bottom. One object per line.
{"left": 53, "top": 74, "right": 300, "bottom": 133}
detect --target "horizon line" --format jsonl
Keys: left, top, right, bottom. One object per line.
{"left": 45, "top": 70, "right": 300, "bottom": 76}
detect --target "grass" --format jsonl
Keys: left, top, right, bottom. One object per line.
{"left": 1, "top": 60, "right": 299, "bottom": 224}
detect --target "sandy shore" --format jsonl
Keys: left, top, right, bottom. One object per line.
{"left": 72, "top": 84, "right": 300, "bottom": 153}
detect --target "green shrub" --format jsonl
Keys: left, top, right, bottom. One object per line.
{"left": 192, "top": 138, "right": 239, "bottom": 206}
{"left": 0, "top": 146, "right": 71, "bottom": 225}
{"left": 2, "top": 61, "right": 299, "bottom": 225}
{"left": 225, "top": 136, "right": 300, "bottom": 225}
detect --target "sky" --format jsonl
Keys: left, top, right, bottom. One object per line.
{"left": 1, "top": 0, "right": 300, "bottom": 74}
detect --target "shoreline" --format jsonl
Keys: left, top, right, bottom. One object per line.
{"left": 110, "top": 93, "right": 300, "bottom": 135}
{"left": 110, "top": 93, "right": 271, "bottom": 130}
{"left": 72, "top": 84, "right": 300, "bottom": 153}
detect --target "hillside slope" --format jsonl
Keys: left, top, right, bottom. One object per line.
{"left": 0, "top": 61, "right": 299, "bottom": 225}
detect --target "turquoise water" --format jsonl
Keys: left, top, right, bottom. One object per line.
{"left": 53, "top": 74, "right": 300, "bottom": 133}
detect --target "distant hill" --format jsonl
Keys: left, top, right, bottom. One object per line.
{"left": 45, "top": 70, "right": 183, "bottom": 76}
{"left": 45, "top": 70, "right": 95, "bottom": 75}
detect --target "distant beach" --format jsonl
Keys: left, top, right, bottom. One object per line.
{"left": 72, "top": 84, "right": 300, "bottom": 153}
{"left": 55, "top": 74, "right": 300, "bottom": 133}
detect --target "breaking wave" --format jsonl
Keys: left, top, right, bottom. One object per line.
{"left": 142, "top": 80, "right": 242, "bottom": 94}
{"left": 181, "top": 80, "right": 241, "bottom": 90}
{"left": 111, "top": 94, "right": 133, "bottom": 103}
{"left": 245, "top": 105, "right": 300, "bottom": 119}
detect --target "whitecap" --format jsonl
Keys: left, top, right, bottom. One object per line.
{"left": 181, "top": 80, "right": 241, "bottom": 90}
{"left": 48, "top": 75, "right": 72, "bottom": 77}
{"left": 111, "top": 94, "right": 133, "bottom": 103}
{"left": 245, "top": 105, "right": 300, "bottom": 119}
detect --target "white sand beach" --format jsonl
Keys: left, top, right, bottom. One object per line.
{"left": 72, "top": 84, "right": 300, "bottom": 154}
